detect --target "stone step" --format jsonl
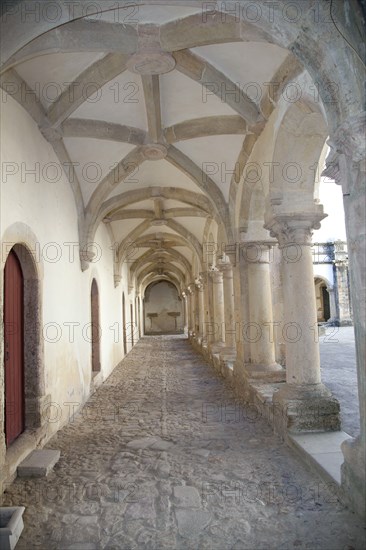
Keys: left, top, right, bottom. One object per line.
{"left": 17, "top": 450, "right": 60, "bottom": 478}
{"left": 288, "top": 431, "right": 352, "bottom": 486}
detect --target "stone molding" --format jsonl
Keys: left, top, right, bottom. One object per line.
{"left": 329, "top": 112, "right": 366, "bottom": 164}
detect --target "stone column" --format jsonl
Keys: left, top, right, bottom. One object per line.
{"left": 270, "top": 244, "right": 286, "bottom": 365}
{"left": 218, "top": 256, "right": 236, "bottom": 353}
{"left": 232, "top": 240, "right": 251, "bottom": 394}
{"left": 135, "top": 294, "right": 141, "bottom": 338}
{"left": 182, "top": 291, "right": 189, "bottom": 334}
{"left": 243, "top": 242, "right": 283, "bottom": 379}
{"left": 205, "top": 271, "right": 215, "bottom": 344}
{"left": 327, "top": 286, "right": 338, "bottom": 326}
{"left": 333, "top": 243, "right": 352, "bottom": 325}
{"left": 187, "top": 286, "right": 195, "bottom": 336}
{"left": 209, "top": 268, "right": 225, "bottom": 349}
{"left": 195, "top": 277, "right": 206, "bottom": 341}
{"left": 235, "top": 241, "right": 250, "bottom": 366}
{"left": 265, "top": 210, "right": 340, "bottom": 433}
{"left": 199, "top": 271, "right": 210, "bottom": 344}
{"left": 323, "top": 115, "right": 366, "bottom": 517}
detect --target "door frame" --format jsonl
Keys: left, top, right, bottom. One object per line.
{"left": 1, "top": 241, "right": 44, "bottom": 447}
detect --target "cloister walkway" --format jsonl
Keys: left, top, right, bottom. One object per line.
{"left": 3, "top": 336, "right": 365, "bottom": 549}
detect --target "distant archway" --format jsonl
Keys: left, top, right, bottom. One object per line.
{"left": 144, "top": 281, "right": 183, "bottom": 334}
{"left": 315, "top": 277, "right": 331, "bottom": 322}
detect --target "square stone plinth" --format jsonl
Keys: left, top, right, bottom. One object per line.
{"left": 17, "top": 450, "right": 61, "bottom": 478}
{"left": 0, "top": 507, "right": 25, "bottom": 550}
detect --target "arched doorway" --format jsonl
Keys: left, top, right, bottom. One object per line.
{"left": 144, "top": 281, "right": 183, "bottom": 334}
{"left": 315, "top": 277, "right": 331, "bottom": 322}
{"left": 4, "top": 250, "right": 25, "bottom": 446}
{"left": 2, "top": 240, "right": 44, "bottom": 453}
{"left": 137, "top": 296, "right": 141, "bottom": 338}
{"left": 130, "top": 304, "right": 134, "bottom": 346}
{"left": 91, "top": 280, "right": 101, "bottom": 374}
{"left": 122, "top": 292, "right": 127, "bottom": 355}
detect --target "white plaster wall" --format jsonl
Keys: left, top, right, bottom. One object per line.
{"left": 0, "top": 94, "right": 130, "bottom": 434}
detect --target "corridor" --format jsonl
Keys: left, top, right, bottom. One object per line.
{"left": 2, "top": 336, "right": 365, "bottom": 550}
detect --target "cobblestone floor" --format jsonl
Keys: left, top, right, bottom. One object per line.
{"left": 3, "top": 336, "right": 366, "bottom": 549}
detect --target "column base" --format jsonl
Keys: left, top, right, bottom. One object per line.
{"left": 341, "top": 436, "right": 366, "bottom": 519}
{"left": 272, "top": 383, "right": 341, "bottom": 434}
{"left": 244, "top": 362, "right": 286, "bottom": 382}
{"left": 209, "top": 342, "right": 226, "bottom": 354}
{"left": 219, "top": 348, "right": 236, "bottom": 380}
{"left": 338, "top": 319, "right": 353, "bottom": 327}
{"left": 327, "top": 318, "right": 353, "bottom": 327}
{"left": 219, "top": 347, "right": 237, "bottom": 360}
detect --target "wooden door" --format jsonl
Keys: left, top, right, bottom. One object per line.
{"left": 4, "top": 250, "right": 25, "bottom": 446}
{"left": 122, "top": 293, "right": 127, "bottom": 355}
{"left": 130, "top": 304, "right": 134, "bottom": 346}
{"left": 91, "top": 280, "right": 101, "bottom": 373}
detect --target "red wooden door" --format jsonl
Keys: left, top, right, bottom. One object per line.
{"left": 4, "top": 250, "right": 25, "bottom": 446}
{"left": 91, "top": 280, "right": 101, "bottom": 372}
{"left": 122, "top": 293, "right": 127, "bottom": 355}
{"left": 130, "top": 304, "right": 134, "bottom": 345}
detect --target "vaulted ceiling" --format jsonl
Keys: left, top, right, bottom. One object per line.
{"left": 0, "top": 3, "right": 307, "bottom": 293}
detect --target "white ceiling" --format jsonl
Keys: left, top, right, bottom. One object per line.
{"left": 16, "top": 52, "right": 106, "bottom": 108}
{"left": 160, "top": 69, "right": 236, "bottom": 127}
{"left": 73, "top": 71, "right": 148, "bottom": 129}
{"left": 8, "top": 7, "right": 297, "bottom": 289}
{"left": 108, "top": 159, "right": 206, "bottom": 199}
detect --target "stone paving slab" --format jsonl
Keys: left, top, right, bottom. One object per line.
{"left": 173, "top": 486, "right": 201, "bottom": 507}
{"left": 2, "top": 335, "right": 366, "bottom": 549}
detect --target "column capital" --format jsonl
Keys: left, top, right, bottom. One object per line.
{"left": 209, "top": 266, "right": 223, "bottom": 283}
{"left": 198, "top": 271, "right": 209, "bottom": 287}
{"left": 264, "top": 212, "right": 326, "bottom": 248}
{"left": 194, "top": 276, "right": 205, "bottom": 290}
{"left": 322, "top": 113, "right": 366, "bottom": 190}
{"left": 114, "top": 274, "right": 122, "bottom": 287}
{"left": 224, "top": 242, "right": 238, "bottom": 266}
{"left": 217, "top": 255, "right": 233, "bottom": 277}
